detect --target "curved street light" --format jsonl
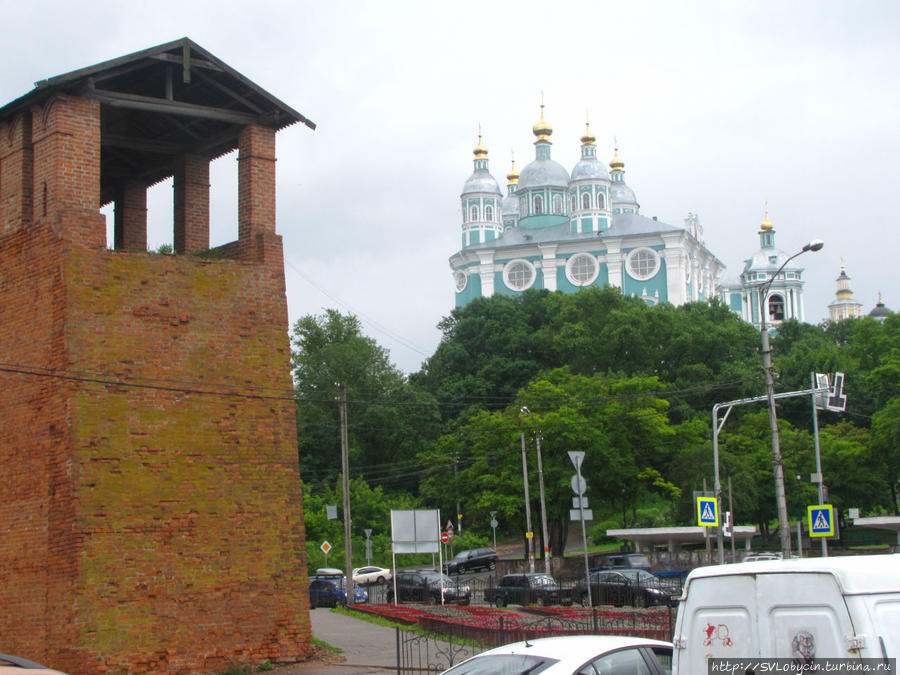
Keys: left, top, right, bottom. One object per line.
{"left": 757, "top": 238, "right": 823, "bottom": 558}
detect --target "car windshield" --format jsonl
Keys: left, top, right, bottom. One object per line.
{"left": 442, "top": 654, "right": 558, "bottom": 674}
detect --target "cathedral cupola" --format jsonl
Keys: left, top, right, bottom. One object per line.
{"left": 609, "top": 145, "right": 639, "bottom": 214}
{"left": 569, "top": 119, "right": 611, "bottom": 233}
{"left": 460, "top": 131, "right": 502, "bottom": 248}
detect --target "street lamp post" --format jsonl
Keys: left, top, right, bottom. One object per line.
{"left": 520, "top": 408, "right": 535, "bottom": 574}
{"left": 757, "top": 239, "right": 823, "bottom": 558}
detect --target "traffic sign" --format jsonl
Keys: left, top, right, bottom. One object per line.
{"left": 697, "top": 497, "right": 719, "bottom": 527}
{"left": 809, "top": 505, "right": 835, "bottom": 537}
{"left": 568, "top": 451, "right": 585, "bottom": 469}
{"left": 320, "top": 541, "right": 332, "bottom": 554}
{"left": 571, "top": 474, "right": 587, "bottom": 495}
{"left": 570, "top": 509, "right": 593, "bottom": 521}
{"left": 445, "top": 520, "right": 454, "bottom": 531}
{"left": 440, "top": 531, "right": 450, "bottom": 543}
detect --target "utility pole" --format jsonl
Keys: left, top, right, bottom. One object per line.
{"left": 535, "top": 432, "right": 550, "bottom": 574}
{"left": 339, "top": 383, "right": 353, "bottom": 605}
{"left": 520, "top": 429, "right": 535, "bottom": 573}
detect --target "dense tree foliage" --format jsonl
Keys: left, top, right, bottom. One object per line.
{"left": 291, "top": 310, "right": 440, "bottom": 492}
{"left": 295, "top": 291, "right": 900, "bottom": 554}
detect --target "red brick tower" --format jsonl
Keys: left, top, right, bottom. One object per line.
{"left": 0, "top": 39, "right": 315, "bottom": 674}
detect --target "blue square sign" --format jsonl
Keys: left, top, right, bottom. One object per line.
{"left": 697, "top": 496, "right": 718, "bottom": 527}
{"left": 808, "top": 505, "right": 835, "bottom": 537}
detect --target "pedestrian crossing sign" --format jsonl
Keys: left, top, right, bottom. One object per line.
{"left": 808, "top": 505, "right": 835, "bottom": 537}
{"left": 697, "top": 496, "right": 718, "bottom": 527}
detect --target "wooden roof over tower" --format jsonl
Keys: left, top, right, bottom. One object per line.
{"left": 0, "top": 38, "right": 315, "bottom": 206}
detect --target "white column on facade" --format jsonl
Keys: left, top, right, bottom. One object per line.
{"left": 477, "top": 250, "right": 496, "bottom": 297}
{"left": 661, "top": 247, "right": 685, "bottom": 307}
{"left": 605, "top": 238, "right": 623, "bottom": 289}
{"left": 538, "top": 243, "right": 559, "bottom": 292}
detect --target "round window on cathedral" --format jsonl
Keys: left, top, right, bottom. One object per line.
{"left": 454, "top": 270, "right": 468, "bottom": 293}
{"left": 626, "top": 247, "right": 661, "bottom": 281}
{"left": 503, "top": 259, "right": 536, "bottom": 292}
{"left": 565, "top": 253, "right": 599, "bottom": 287}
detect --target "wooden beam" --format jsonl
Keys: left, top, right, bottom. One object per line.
{"left": 89, "top": 88, "right": 260, "bottom": 125}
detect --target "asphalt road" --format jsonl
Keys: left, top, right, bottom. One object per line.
{"left": 273, "top": 608, "right": 398, "bottom": 673}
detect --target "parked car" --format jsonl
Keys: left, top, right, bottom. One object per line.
{"left": 0, "top": 653, "right": 68, "bottom": 673}
{"left": 309, "top": 576, "right": 367, "bottom": 608}
{"left": 443, "top": 547, "right": 497, "bottom": 574}
{"left": 487, "top": 573, "right": 572, "bottom": 607}
{"left": 387, "top": 570, "right": 471, "bottom": 605}
{"left": 575, "top": 569, "right": 677, "bottom": 608}
{"left": 590, "top": 552, "right": 652, "bottom": 572}
{"left": 440, "top": 635, "right": 673, "bottom": 674}
{"left": 352, "top": 565, "right": 392, "bottom": 585}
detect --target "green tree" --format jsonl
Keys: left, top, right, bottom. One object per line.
{"left": 871, "top": 398, "right": 900, "bottom": 514}
{"left": 291, "top": 310, "right": 439, "bottom": 492}
{"left": 420, "top": 369, "right": 691, "bottom": 557}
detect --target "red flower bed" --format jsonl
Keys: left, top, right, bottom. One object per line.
{"left": 349, "top": 603, "right": 672, "bottom": 643}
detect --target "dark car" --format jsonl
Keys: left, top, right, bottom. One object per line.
{"left": 574, "top": 569, "right": 678, "bottom": 607}
{"left": 443, "top": 547, "right": 497, "bottom": 574}
{"left": 488, "top": 573, "right": 572, "bottom": 607}
{"left": 590, "top": 552, "right": 652, "bottom": 572}
{"left": 387, "top": 570, "right": 471, "bottom": 605}
{"left": 309, "top": 576, "right": 368, "bottom": 608}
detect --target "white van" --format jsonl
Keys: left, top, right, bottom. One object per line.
{"left": 672, "top": 554, "right": 900, "bottom": 671}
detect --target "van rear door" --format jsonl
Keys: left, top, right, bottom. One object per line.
{"left": 674, "top": 573, "right": 758, "bottom": 673}
{"left": 756, "top": 572, "right": 856, "bottom": 660}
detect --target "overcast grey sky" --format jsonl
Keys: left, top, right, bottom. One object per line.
{"left": 3, "top": 1, "right": 898, "bottom": 373}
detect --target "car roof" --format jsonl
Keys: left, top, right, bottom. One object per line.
{"left": 688, "top": 553, "right": 900, "bottom": 595}
{"left": 468, "top": 635, "right": 672, "bottom": 664}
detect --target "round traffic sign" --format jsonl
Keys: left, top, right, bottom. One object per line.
{"left": 571, "top": 474, "right": 587, "bottom": 495}
{"left": 440, "top": 531, "right": 450, "bottom": 543}
{"left": 490, "top": 519, "right": 498, "bottom": 528}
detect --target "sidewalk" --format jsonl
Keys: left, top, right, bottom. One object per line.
{"left": 273, "top": 607, "right": 399, "bottom": 674}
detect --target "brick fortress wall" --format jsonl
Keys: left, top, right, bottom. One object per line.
{"left": 0, "top": 93, "right": 311, "bottom": 674}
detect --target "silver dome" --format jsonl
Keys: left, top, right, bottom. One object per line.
{"left": 502, "top": 192, "right": 519, "bottom": 216}
{"left": 571, "top": 157, "right": 610, "bottom": 181}
{"left": 610, "top": 182, "right": 638, "bottom": 206}
{"left": 461, "top": 170, "right": 501, "bottom": 196}
{"left": 517, "top": 157, "right": 570, "bottom": 189}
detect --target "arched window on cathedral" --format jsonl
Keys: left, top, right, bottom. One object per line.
{"left": 598, "top": 193, "right": 605, "bottom": 209}
{"left": 582, "top": 193, "right": 591, "bottom": 209}
{"left": 768, "top": 294, "right": 785, "bottom": 321}
{"left": 571, "top": 195, "right": 577, "bottom": 212}
{"left": 534, "top": 195, "right": 544, "bottom": 214}
{"left": 470, "top": 205, "right": 479, "bottom": 222}
{"left": 485, "top": 205, "right": 493, "bottom": 221}
{"left": 553, "top": 194, "right": 563, "bottom": 214}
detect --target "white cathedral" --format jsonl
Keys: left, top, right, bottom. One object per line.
{"left": 449, "top": 106, "right": 724, "bottom": 309}
{"left": 448, "top": 106, "right": 892, "bottom": 329}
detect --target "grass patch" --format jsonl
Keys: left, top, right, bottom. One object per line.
{"left": 311, "top": 635, "right": 343, "bottom": 655}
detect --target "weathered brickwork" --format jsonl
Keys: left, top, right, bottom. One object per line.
{"left": 0, "top": 87, "right": 311, "bottom": 674}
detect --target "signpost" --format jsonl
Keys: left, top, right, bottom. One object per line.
{"left": 568, "top": 451, "right": 592, "bottom": 607}
{"left": 320, "top": 540, "right": 332, "bottom": 566}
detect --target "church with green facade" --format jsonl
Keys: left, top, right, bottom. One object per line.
{"left": 450, "top": 106, "right": 725, "bottom": 309}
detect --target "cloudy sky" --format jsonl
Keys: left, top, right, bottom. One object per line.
{"left": 3, "top": 1, "right": 898, "bottom": 373}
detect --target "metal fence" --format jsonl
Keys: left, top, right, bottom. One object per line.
{"left": 396, "top": 608, "right": 676, "bottom": 673}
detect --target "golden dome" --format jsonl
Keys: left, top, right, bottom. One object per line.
{"left": 532, "top": 104, "right": 552, "bottom": 141}
{"left": 507, "top": 154, "right": 519, "bottom": 184}
{"left": 580, "top": 121, "right": 596, "bottom": 146}
{"left": 473, "top": 132, "right": 488, "bottom": 159}
{"left": 760, "top": 209, "right": 774, "bottom": 231}
{"left": 609, "top": 146, "right": 624, "bottom": 170}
